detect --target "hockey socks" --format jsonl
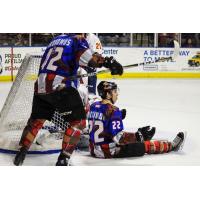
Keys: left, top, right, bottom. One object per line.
{"left": 144, "top": 140, "right": 173, "bottom": 154}
{"left": 62, "top": 127, "right": 81, "bottom": 156}
{"left": 19, "top": 118, "right": 45, "bottom": 149}
{"left": 144, "top": 132, "right": 185, "bottom": 154}
{"left": 14, "top": 118, "right": 45, "bottom": 166}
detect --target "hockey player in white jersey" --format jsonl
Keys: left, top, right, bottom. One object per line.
{"left": 86, "top": 33, "right": 103, "bottom": 55}
{"left": 76, "top": 34, "right": 103, "bottom": 146}
{"left": 77, "top": 33, "right": 103, "bottom": 106}
{"left": 85, "top": 33, "right": 103, "bottom": 104}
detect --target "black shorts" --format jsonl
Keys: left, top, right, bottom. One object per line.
{"left": 114, "top": 143, "right": 145, "bottom": 158}
{"left": 31, "top": 87, "right": 86, "bottom": 122}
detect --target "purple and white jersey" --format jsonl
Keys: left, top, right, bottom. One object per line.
{"left": 35, "top": 34, "right": 93, "bottom": 94}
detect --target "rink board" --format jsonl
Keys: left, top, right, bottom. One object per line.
{"left": 1, "top": 72, "right": 200, "bottom": 82}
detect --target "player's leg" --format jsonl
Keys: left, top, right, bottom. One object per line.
{"left": 144, "top": 132, "right": 185, "bottom": 154}
{"left": 112, "top": 131, "right": 146, "bottom": 158}
{"left": 55, "top": 87, "right": 86, "bottom": 166}
{"left": 115, "top": 143, "right": 146, "bottom": 158}
{"left": 86, "top": 67, "right": 101, "bottom": 105}
{"left": 56, "top": 119, "right": 86, "bottom": 165}
{"left": 88, "top": 74, "right": 97, "bottom": 95}
{"left": 13, "top": 94, "right": 55, "bottom": 166}
{"left": 114, "top": 132, "right": 185, "bottom": 158}
{"left": 85, "top": 67, "right": 97, "bottom": 95}
{"left": 14, "top": 118, "right": 46, "bottom": 166}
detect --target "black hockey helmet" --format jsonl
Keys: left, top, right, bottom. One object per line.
{"left": 97, "top": 81, "right": 118, "bottom": 99}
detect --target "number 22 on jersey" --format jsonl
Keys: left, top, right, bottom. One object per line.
{"left": 89, "top": 120, "right": 122, "bottom": 143}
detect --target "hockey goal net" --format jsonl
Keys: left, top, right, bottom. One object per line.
{"left": 0, "top": 54, "right": 70, "bottom": 154}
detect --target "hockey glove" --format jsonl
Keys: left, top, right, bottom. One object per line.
{"left": 103, "top": 56, "right": 123, "bottom": 75}
{"left": 137, "top": 126, "right": 156, "bottom": 141}
{"left": 135, "top": 131, "right": 144, "bottom": 142}
{"left": 121, "top": 109, "right": 126, "bottom": 120}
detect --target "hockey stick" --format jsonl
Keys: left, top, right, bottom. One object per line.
{"left": 121, "top": 40, "right": 180, "bottom": 68}
{"left": 67, "top": 40, "right": 180, "bottom": 80}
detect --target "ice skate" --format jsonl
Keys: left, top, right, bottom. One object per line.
{"left": 56, "top": 153, "right": 70, "bottom": 166}
{"left": 172, "top": 132, "right": 186, "bottom": 151}
{"left": 13, "top": 147, "right": 28, "bottom": 166}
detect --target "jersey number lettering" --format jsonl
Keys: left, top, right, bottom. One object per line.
{"left": 41, "top": 47, "right": 63, "bottom": 71}
{"left": 95, "top": 42, "right": 102, "bottom": 50}
{"left": 112, "top": 121, "right": 121, "bottom": 129}
{"left": 89, "top": 120, "right": 104, "bottom": 143}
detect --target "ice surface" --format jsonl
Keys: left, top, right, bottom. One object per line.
{"left": 0, "top": 79, "right": 200, "bottom": 166}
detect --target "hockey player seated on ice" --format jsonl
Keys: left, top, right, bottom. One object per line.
{"left": 13, "top": 33, "right": 123, "bottom": 166}
{"left": 88, "top": 81, "right": 186, "bottom": 159}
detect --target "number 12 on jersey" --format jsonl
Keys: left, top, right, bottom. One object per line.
{"left": 41, "top": 47, "right": 64, "bottom": 71}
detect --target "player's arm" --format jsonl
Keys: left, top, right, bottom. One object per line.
{"left": 79, "top": 41, "right": 123, "bottom": 75}
{"left": 108, "top": 115, "right": 139, "bottom": 145}
{"left": 107, "top": 109, "right": 138, "bottom": 145}
{"left": 109, "top": 110, "right": 155, "bottom": 145}
{"left": 78, "top": 37, "right": 123, "bottom": 75}
{"left": 91, "top": 54, "right": 124, "bottom": 76}
{"left": 109, "top": 109, "right": 143, "bottom": 145}
{"left": 78, "top": 47, "right": 104, "bottom": 69}
{"left": 113, "top": 126, "right": 156, "bottom": 145}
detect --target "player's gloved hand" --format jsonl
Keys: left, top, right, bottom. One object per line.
{"left": 137, "top": 126, "right": 156, "bottom": 141}
{"left": 121, "top": 109, "right": 126, "bottom": 120}
{"left": 135, "top": 131, "right": 144, "bottom": 142}
{"left": 103, "top": 56, "right": 123, "bottom": 75}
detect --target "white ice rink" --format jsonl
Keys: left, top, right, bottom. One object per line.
{"left": 0, "top": 79, "right": 200, "bottom": 166}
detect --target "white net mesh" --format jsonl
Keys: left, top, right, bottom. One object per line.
{"left": 0, "top": 54, "right": 69, "bottom": 153}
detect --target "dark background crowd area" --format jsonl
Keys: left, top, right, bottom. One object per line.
{"left": 0, "top": 33, "right": 199, "bottom": 48}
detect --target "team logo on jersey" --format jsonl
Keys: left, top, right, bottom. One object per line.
{"left": 60, "top": 111, "right": 72, "bottom": 116}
